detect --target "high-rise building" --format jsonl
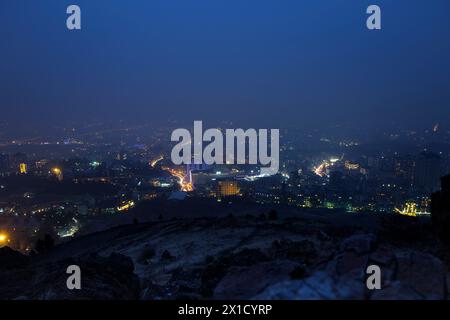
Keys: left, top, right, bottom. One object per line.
{"left": 0, "top": 154, "right": 10, "bottom": 174}
{"left": 344, "top": 161, "right": 360, "bottom": 170}
{"left": 191, "top": 171, "right": 213, "bottom": 186}
{"left": 216, "top": 180, "right": 240, "bottom": 197}
{"left": 415, "top": 151, "right": 443, "bottom": 194}
{"left": 11, "top": 152, "right": 27, "bottom": 167}
{"left": 431, "top": 174, "right": 450, "bottom": 243}
{"left": 186, "top": 163, "right": 210, "bottom": 185}
{"left": 394, "top": 155, "right": 415, "bottom": 186}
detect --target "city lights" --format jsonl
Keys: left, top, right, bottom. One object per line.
{"left": 162, "top": 166, "right": 194, "bottom": 192}
{"left": 150, "top": 155, "right": 164, "bottom": 168}
{"left": 117, "top": 200, "right": 135, "bottom": 212}
{"left": 19, "top": 163, "right": 27, "bottom": 174}
{"left": 51, "top": 167, "right": 63, "bottom": 181}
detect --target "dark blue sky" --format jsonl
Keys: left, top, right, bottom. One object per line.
{"left": 1, "top": 0, "right": 450, "bottom": 132}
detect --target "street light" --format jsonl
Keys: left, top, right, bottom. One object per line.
{"left": 0, "top": 232, "right": 9, "bottom": 245}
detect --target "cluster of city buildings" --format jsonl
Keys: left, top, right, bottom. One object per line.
{"left": 0, "top": 124, "right": 449, "bottom": 251}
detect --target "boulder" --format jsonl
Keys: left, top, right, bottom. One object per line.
{"left": 340, "top": 234, "right": 377, "bottom": 255}
{"left": 253, "top": 271, "right": 366, "bottom": 300}
{"left": 213, "top": 260, "right": 300, "bottom": 299}
{"left": 394, "top": 251, "right": 446, "bottom": 300}
{"left": 0, "top": 246, "right": 30, "bottom": 269}
{"left": 370, "top": 281, "right": 422, "bottom": 300}
{"left": 22, "top": 253, "right": 140, "bottom": 300}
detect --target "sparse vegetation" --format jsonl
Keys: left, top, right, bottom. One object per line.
{"left": 161, "top": 249, "right": 175, "bottom": 261}
{"left": 137, "top": 245, "right": 156, "bottom": 264}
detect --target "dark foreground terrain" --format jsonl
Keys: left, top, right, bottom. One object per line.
{"left": 0, "top": 209, "right": 448, "bottom": 300}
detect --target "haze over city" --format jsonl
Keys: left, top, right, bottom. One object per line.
{"left": 1, "top": 0, "right": 450, "bottom": 134}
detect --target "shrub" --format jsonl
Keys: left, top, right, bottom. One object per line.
{"left": 137, "top": 245, "right": 156, "bottom": 264}
{"left": 268, "top": 209, "right": 278, "bottom": 220}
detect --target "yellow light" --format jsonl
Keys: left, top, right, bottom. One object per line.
{"left": 150, "top": 155, "right": 164, "bottom": 168}
{"left": 117, "top": 200, "right": 135, "bottom": 212}
{"left": 0, "top": 233, "right": 9, "bottom": 243}
{"left": 51, "top": 167, "right": 63, "bottom": 181}
{"left": 162, "top": 167, "right": 193, "bottom": 192}
{"left": 19, "top": 163, "right": 27, "bottom": 174}
{"left": 395, "top": 202, "right": 417, "bottom": 217}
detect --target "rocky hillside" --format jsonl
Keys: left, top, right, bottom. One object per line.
{"left": 0, "top": 210, "right": 448, "bottom": 300}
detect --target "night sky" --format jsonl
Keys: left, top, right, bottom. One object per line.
{"left": 1, "top": 0, "right": 450, "bottom": 132}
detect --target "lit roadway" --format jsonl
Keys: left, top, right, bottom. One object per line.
{"left": 162, "top": 167, "right": 193, "bottom": 192}
{"left": 313, "top": 161, "right": 330, "bottom": 177}
{"left": 150, "top": 155, "right": 164, "bottom": 168}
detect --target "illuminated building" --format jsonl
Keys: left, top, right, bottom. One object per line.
{"left": 395, "top": 200, "right": 431, "bottom": 217}
{"left": 73, "top": 177, "right": 109, "bottom": 184}
{"left": 144, "top": 193, "right": 158, "bottom": 200}
{"left": 117, "top": 200, "right": 135, "bottom": 212}
{"left": 217, "top": 180, "right": 240, "bottom": 197}
{"left": 344, "top": 161, "right": 360, "bottom": 170}
{"left": 395, "top": 202, "right": 417, "bottom": 217}
{"left": 19, "top": 163, "right": 27, "bottom": 174}
{"left": 394, "top": 155, "right": 415, "bottom": 185}
{"left": 191, "top": 171, "right": 212, "bottom": 186}
{"left": 304, "top": 197, "right": 312, "bottom": 208}
{"left": 35, "top": 159, "right": 49, "bottom": 169}
{"left": 186, "top": 163, "right": 210, "bottom": 186}
{"left": 191, "top": 170, "right": 228, "bottom": 187}
{"left": 418, "top": 197, "right": 431, "bottom": 214}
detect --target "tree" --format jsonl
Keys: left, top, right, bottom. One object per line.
{"left": 35, "top": 234, "right": 55, "bottom": 253}
{"left": 268, "top": 209, "right": 278, "bottom": 220}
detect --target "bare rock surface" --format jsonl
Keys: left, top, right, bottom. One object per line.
{"left": 0, "top": 211, "right": 447, "bottom": 300}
